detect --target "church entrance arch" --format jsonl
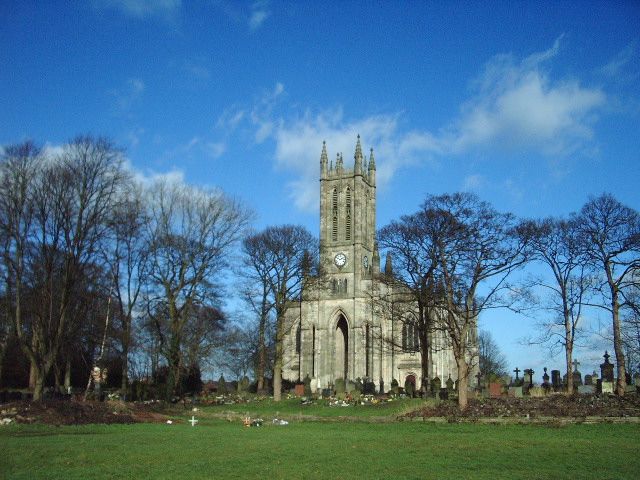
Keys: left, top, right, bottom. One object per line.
{"left": 334, "top": 315, "right": 349, "bottom": 381}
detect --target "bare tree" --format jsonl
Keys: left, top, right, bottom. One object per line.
{"left": 0, "top": 137, "right": 127, "bottom": 400}
{"left": 478, "top": 329, "right": 507, "bottom": 378}
{"left": 105, "top": 182, "right": 149, "bottom": 396}
{"left": 144, "top": 179, "right": 250, "bottom": 400}
{"left": 379, "top": 211, "right": 443, "bottom": 394}
{"left": 521, "top": 217, "right": 592, "bottom": 393}
{"left": 241, "top": 233, "right": 275, "bottom": 392}
{"left": 577, "top": 194, "right": 640, "bottom": 395}
{"left": 424, "top": 193, "right": 529, "bottom": 408}
{"left": 242, "top": 225, "right": 316, "bottom": 401}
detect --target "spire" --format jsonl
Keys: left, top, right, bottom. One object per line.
{"left": 372, "top": 243, "right": 380, "bottom": 275}
{"left": 320, "top": 141, "right": 328, "bottom": 177}
{"left": 384, "top": 252, "right": 393, "bottom": 276}
{"left": 368, "top": 147, "right": 376, "bottom": 185}
{"left": 354, "top": 134, "right": 363, "bottom": 174}
{"left": 336, "top": 152, "right": 343, "bottom": 173}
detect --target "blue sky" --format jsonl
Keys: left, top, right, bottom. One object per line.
{"left": 1, "top": 0, "right": 639, "bottom": 379}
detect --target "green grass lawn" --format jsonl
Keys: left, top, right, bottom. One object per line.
{"left": 192, "top": 396, "right": 428, "bottom": 419}
{"left": 2, "top": 420, "right": 639, "bottom": 479}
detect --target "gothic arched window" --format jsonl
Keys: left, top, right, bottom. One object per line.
{"left": 402, "top": 321, "right": 419, "bottom": 352}
{"left": 345, "top": 187, "right": 352, "bottom": 241}
{"left": 365, "top": 324, "right": 372, "bottom": 377}
{"left": 332, "top": 188, "right": 338, "bottom": 241}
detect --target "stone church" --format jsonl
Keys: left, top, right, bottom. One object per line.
{"left": 282, "top": 137, "right": 464, "bottom": 394}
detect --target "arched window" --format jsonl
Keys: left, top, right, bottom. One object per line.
{"left": 332, "top": 188, "right": 338, "bottom": 241}
{"left": 402, "top": 321, "right": 419, "bottom": 352}
{"left": 312, "top": 325, "right": 316, "bottom": 376}
{"left": 365, "top": 324, "right": 372, "bottom": 377}
{"left": 345, "top": 187, "right": 352, "bottom": 240}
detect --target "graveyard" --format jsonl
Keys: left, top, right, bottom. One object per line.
{"left": 3, "top": 369, "right": 640, "bottom": 480}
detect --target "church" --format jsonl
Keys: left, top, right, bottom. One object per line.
{"left": 282, "top": 137, "right": 464, "bottom": 394}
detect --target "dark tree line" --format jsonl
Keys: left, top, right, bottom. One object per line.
{"left": 379, "top": 192, "right": 639, "bottom": 406}
{"left": 0, "top": 138, "right": 251, "bottom": 401}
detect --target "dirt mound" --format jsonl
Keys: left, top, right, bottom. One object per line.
{"left": 405, "top": 394, "right": 640, "bottom": 419}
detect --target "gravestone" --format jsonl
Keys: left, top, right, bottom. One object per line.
{"left": 334, "top": 378, "right": 346, "bottom": 394}
{"left": 512, "top": 367, "right": 521, "bottom": 385}
{"left": 446, "top": 376, "right": 455, "bottom": 393}
{"left": 529, "top": 386, "right": 545, "bottom": 397}
{"left": 600, "top": 381, "right": 614, "bottom": 394}
{"left": 439, "top": 388, "right": 448, "bottom": 400}
{"left": 508, "top": 386, "right": 523, "bottom": 398}
{"left": 542, "top": 367, "right": 551, "bottom": 393}
{"left": 551, "top": 370, "right": 562, "bottom": 391}
{"left": 578, "top": 385, "right": 596, "bottom": 395}
{"left": 489, "top": 383, "right": 502, "bottom": 398}
{"left": 572, "top": 359, "right": 583, "bottom": 387}
{"left": 584, "top": 374, "right": 593, "bottom": 386}
{"left": 363, "top": 378, "right": 376, "bottom": 395}
{"left": 475, "top": 371, "right": 483, "bottom": 391}
{"left": 431, "top": 376, "right": 441, "bottom": 397}
{"left": 294, "top": 384, "right": 305, "bottom": 396}
{"left": 600, "top": 351, "right": 614, "bottom": 382}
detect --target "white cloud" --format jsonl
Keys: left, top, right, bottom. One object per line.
{"left": 249, "top": 1, "right": 270, "bottom": 30}
{"left": 598, "top": 43, "right": 637, "bottom": 79}
{"left": 206, "top": 142, "right": 226, "bottom": 159}
{"left": 462, "top": 174, "right": 486, "bottom": 192}
{"left": 128, "top": 163, "right": 185, "bottom": 187}
{"left": 447, "top": 36, "right": 605, "bottom": 155}
{"left": 272, "top": 110, "right": 440, "bottom": 212}
{"left": 111, "top": 78, "right": 145, "bottom": 113}
{"left": 93, "top": 0, "right": 181, "bottom": 19}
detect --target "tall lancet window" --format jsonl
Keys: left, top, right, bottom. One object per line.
{"left": 345, "top": 187, "right": 352, "bottom": 241}
{"left": 332, "top": 188, "right": 338, "bottom": 241}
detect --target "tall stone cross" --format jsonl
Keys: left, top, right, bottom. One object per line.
{"left": 572, "top": 359, "right": 580, "bottom": 371}
{"left": 513, "top": 367, "right": 521, "bottom": 380}
{"left": 189, "top": 416, "right": 198, "bottom": 427}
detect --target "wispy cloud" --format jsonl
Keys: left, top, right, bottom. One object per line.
{"left": 598, "top": 43, "right": 637, "bottom": 79}
{"left": 111, "top": 78, "right": 145, "bottom": 114}
{"left": 249, "top": 1, "right": 271, "bottom": 30}
{"left": 462, "top": 174, "right": 486, "bottom": 192}
{"left": 93, "top": 0, "right": 181, "bottom": 20}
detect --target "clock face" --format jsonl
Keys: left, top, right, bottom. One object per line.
{"left": 363, "top": 255, "right": 369, "bottom": 268}
{"left": 334, "top": 253, "right": 347, "bottom": 267}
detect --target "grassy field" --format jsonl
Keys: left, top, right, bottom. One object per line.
{"left": 1, "top": 418, "right": 639, "bottom": 479}
{"left": 191, "top": 396, "right": 429, "bottom": 419}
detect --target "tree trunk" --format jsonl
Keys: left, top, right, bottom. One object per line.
{"left": 166, "top": 333, "right": 182, "bottom": 401}
{"left": 32, "top": 365, "right": 46, "bottom": 401}
{"left": 456, "top": 356, "right": 469, "bottom": 409}
{"left": 273, "top": 314, "right": 283, "bottom": 401}
{"left": 64, "top": 358, "right": 71, "bottom": 393}
{"left": 256, "top": 300, "right": 267, "bottom": 393}
{"left": 419, "top": 331, "right": 430, "bottom": 396}
{"left": 121, "top": 320, "right": 130, "bottom": 397}
{"left": 565, "top": 342, "right": 573, "bottom": 394}
{"left": 611, "top": 291, "right": 627, "bottom": 396}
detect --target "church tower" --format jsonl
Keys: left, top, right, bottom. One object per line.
{"left": 319, "top": 135, "right": 378, "bottom": 289}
